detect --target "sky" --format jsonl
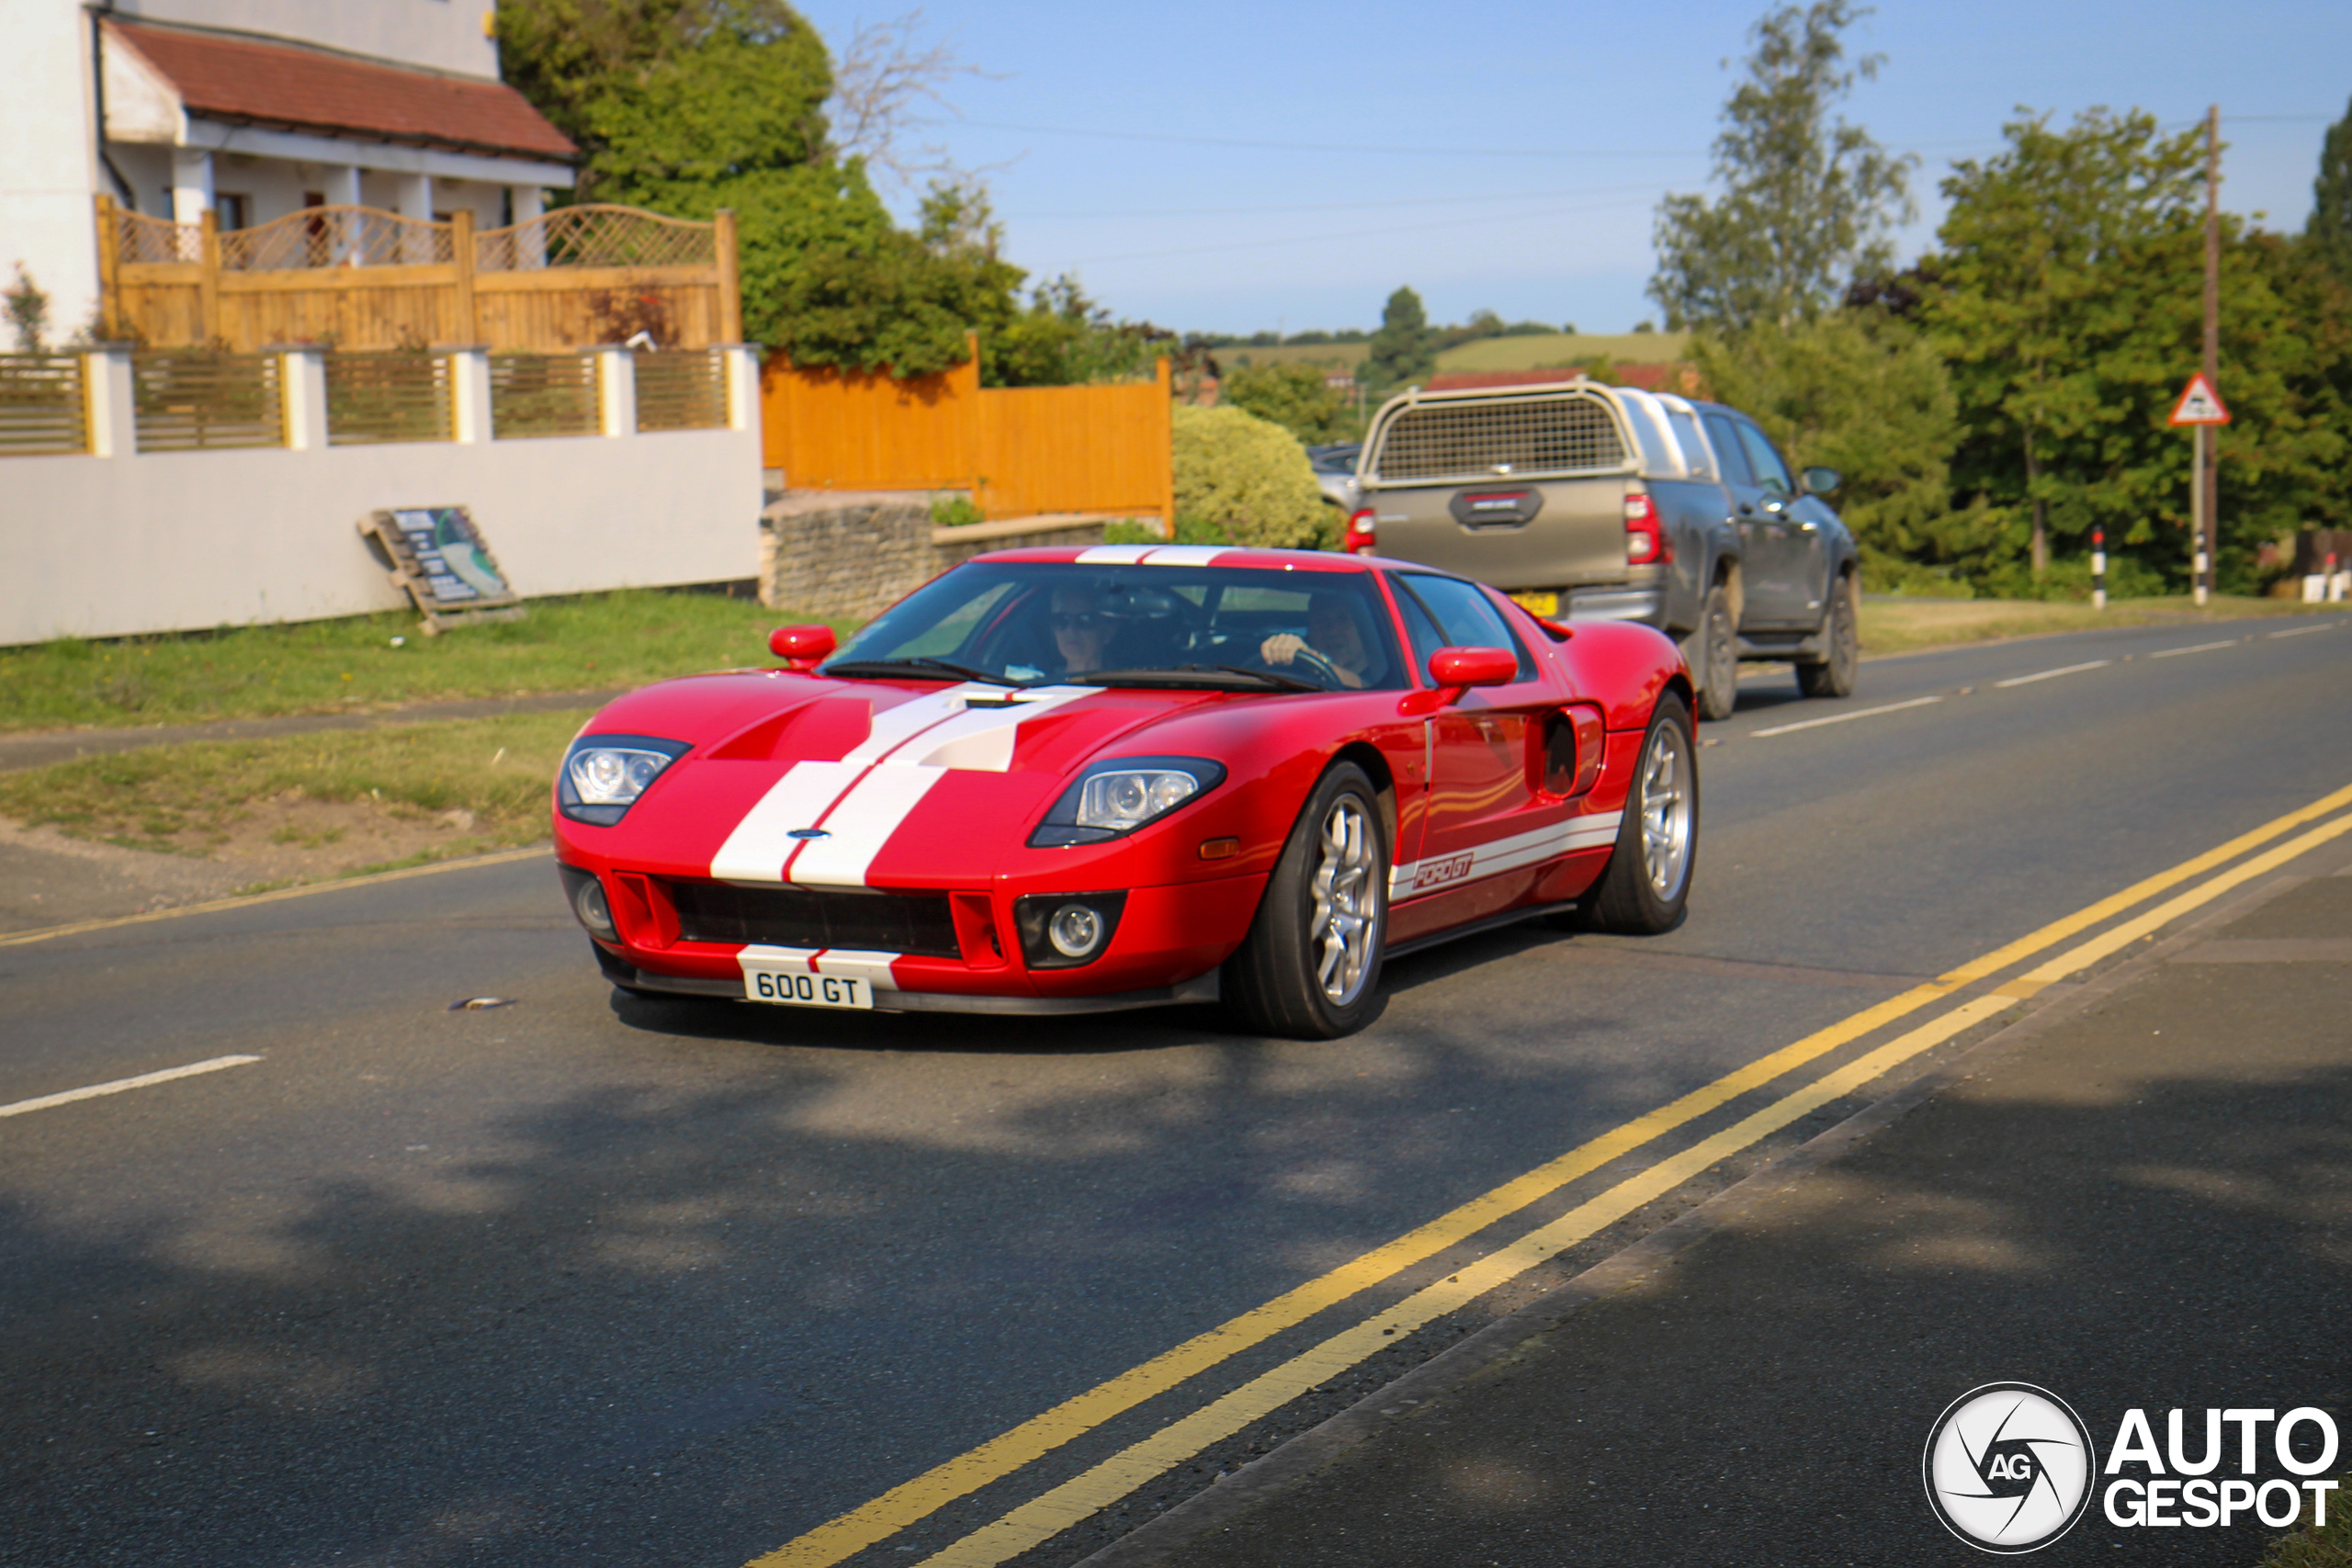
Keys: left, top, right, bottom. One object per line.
{"left": 788, "top": 0, "right": 2352, "bottom": 338}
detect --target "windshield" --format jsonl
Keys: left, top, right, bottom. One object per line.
{"left": 824, "top": 562, "right": 1408, "bottom": 692}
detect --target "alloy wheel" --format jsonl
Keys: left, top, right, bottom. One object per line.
{"left": 1310, "top": 796, "right": 1376, "bottom": 1004}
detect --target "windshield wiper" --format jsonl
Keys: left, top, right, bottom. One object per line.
{"left": 1071, "top": 664, "right": 1322, "bottom": 693}
{"left": 820, "top": 657, "right": 1019, "bottom": 686}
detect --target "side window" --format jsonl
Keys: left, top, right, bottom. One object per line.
{"left": 1391, "top": 581, "right": 1448, "bottom": 675}
{"left": 1395, "top": 575, "right": 1535, "bottom": 681}
{"left": 1667, "top": 409, "right": 1713, "bottom": 478}
{"left": 1735, "top": 422, "right": 1795, "bottom": 497}
{"left": 1703, "top": 413, "right": 1753, "bottom": 485}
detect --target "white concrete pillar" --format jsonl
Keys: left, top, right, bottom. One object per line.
{"left": 81, "top": 346, "right": 137, "bottom": 457}
{"left": 723, "top": 344, "right": 762, "bottom": 434}
{"left": 393, "top": 172, "right": 433, "bottom": 220}
{"left": 592, "top": 345, "right": 635, "bottom": 438}
{"left": 446, "top": 346, "right": 492, "bottom": 443}
{"left": 511, "top": 186, "right": 544, "bottom": 223}
{"left": 276, "top": 346, "right": 328, "bottom": 449}
{"left": 171, "top": 147, "right": 213, "bottom": 224}
{"left": 332, "top": 165, "right": 363, "bottom": 208}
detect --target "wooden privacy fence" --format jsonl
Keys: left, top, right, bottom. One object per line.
{"left": 98, "top": 197, "right": 742, "bottom": 354}
{"left": 760, "top": 349, "right": 1174, "bottom": 527}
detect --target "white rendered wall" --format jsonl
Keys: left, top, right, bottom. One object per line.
{"left": 111, "top": 0, "right": 500, "bottom": 79}
{"left": 0, "top": 3, "right": 102, "bottom": 343}
{"left": 0, "top": 429, "right": 763, "bottom": 646}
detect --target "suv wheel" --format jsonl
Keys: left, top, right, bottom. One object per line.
{"left": 1684, "top": 583, "right": 1736, "bottom": 721}
{"left": 1796, "top": 574, "right": 1859, "bottom": 698}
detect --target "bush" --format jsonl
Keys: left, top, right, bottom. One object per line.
{"left": 1171, "top": 404, "right": 1331, "bottom": 549}
{"left": 1224, "top": 362, "right": 1353, "bottom": 444}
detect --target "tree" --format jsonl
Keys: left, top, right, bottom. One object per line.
{"left": 1363, "top": 287, "right": 1435, "bottom": 389}
{"left": 2311, "top": 94, "right": 2352, "bottom": 289}
{"left": 1224, "top": 362, "right": 1353, "bottom": 445}
{"left": 6, "top": 264, "right": 51, "bottom": 353}
{"left": 1695, "top": 313, "right": 1989, "bottom": 574}
{"left": 1920, "top": 107, "right": 2205, "bottom": 579}
{"left": 1648, "top": 1, "right": 1915, "bottom": 334}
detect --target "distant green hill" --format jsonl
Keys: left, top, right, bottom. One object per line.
{"left": 1438, "top": 333, "right": 1690, "bottom": 370}
{"left": 1206, "top": 333, "right": 1690, "bottom": 378}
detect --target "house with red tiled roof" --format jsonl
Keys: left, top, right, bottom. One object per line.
{"left": 5, "top": 0, "right": 575, "bottom": 335}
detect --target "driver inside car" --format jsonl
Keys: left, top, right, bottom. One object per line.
{"left": 1048, "top": 583, "right": 1116, "bottom": 676}
{"left": 1259, "top": 592, "right": 1376, "bottom": 688}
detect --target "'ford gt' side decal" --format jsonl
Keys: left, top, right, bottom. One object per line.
{"left": 1389, "top": 812, "right": 1623, "bottom": 899}
{"left": 709, "top": 683, "right": 1096, "bottom": 886}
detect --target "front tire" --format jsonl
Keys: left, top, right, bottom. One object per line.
{"left": 1583, "top": 694, "right": 1698, "bottom": 935}
{"left": 1683, "top": 582, "right": 1737, "bottom": 721}
{"left": 1223, "top": 762, "right": 1387, "bottom": 1039}
{"left": 1796, "top": 573, "right": 1859, "bottom": 698}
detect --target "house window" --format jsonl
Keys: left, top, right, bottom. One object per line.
{"left": 216, "top": 193, "right": 251, "bottom": 231}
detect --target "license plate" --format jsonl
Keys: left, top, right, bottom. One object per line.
{"left": 1510, "top": 590, "right": 1559, "bottom": 617}
{"left": 743, "top": 964, "right": 875, "bottom": 1010}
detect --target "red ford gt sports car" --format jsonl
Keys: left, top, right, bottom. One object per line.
{"left": 553, "top": 546, "right": 1697, "bottom": 1039}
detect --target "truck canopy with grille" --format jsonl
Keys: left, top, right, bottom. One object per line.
{"left": 1362, "top": 385, "right": 1639, "bottom": 486}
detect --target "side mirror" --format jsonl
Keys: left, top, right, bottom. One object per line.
{"left": 1428, "top": 646, "right": 1517, "bottom": 690}
{"left": 769, "top": 624, "right": 836, "bottom": 671}
{"left": 1802, "top": 466, "right": 1842, "bottom": 496}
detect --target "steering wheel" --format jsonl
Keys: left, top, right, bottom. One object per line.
{"left": 1283, "top": 644, "right": 1348, "bottom": 688}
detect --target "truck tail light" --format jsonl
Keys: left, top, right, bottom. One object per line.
{"left": 1343, "top": 509, "right": 1377, "bottom": 555}
{"left": 1623, "top": 490, "right": 1670, "bottom": 566}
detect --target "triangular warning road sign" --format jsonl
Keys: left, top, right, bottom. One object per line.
{"left": 2169, "top": 373, "right": 2232, "bottom": 426}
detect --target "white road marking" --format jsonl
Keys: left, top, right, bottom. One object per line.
{"left": 2267, "top": 623, "right": 2338, "bottom": 638}
{"left": 0, "top": 1055, "right": 262, "bottom": 1120}
{"left": 1749, "top": 695, "right": 1943, "bottom": 738}
{"left": 2148, "top": 640, "right": 2239, "bottom": 660}
{"left": 1994, "top": 660, "right": 2113, "bottom": 688}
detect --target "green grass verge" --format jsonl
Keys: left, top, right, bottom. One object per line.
{"left": 2256, "top": 1476, "right": 2352, "bottom": 1566}
{"left": 1860, "top": 594, "right": 2343, "bottom": 657}
{"left": 0, "top": 590, "right": 854, "bottom": 735}
{"left": 0, "top": 709, "right": 586, "bottom": 857}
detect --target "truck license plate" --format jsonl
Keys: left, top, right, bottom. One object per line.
{"left": 1510, "top": 590, "right": 1559, "bottom": 617}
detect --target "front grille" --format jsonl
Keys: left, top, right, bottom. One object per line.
{"left": 1372, "top": 393, "right": 1627, "bottom": 482}
{"left": 665, "top": 880, "right": 962, "bottom": 958}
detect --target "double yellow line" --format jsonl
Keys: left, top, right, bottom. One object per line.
{"left": 752, "top": 780, "right": 2352, "bottom": 1568}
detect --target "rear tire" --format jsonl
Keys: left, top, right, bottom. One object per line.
{"left": 1683, "top": 582, "right": 1737, "bottom": 721}
{"left": 1583, "top": 694, "right": 1698, "bottom": 935}
{"left": 1223, "top": 762, "right": 1388, "bottom": 1039}
{"left": 1796, "top": 574, "right": 1859, "bottom": 699}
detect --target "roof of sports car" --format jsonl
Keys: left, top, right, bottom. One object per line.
{"left": 970, "top": 545, "right": 1375, "bottom": 571}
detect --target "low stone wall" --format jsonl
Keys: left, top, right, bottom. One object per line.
{"left": 758, "top": 492, "right": 1159, "bottom": 619}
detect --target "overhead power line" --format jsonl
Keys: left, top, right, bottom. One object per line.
{"left": 910, "top": 116, "right": 1705, "bottom": 160}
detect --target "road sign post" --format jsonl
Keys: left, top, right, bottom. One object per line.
{"left": 2092, "top": 526, "right": 2106, "bottom": 611}
{"left": 2169, "top": 372, "right": 2231, "bottom": 606}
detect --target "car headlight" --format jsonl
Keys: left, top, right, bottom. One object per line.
{"left": 558, "top": 734, "right": 689, "bottom": 825}
{"left": 1030, "top": 757, "right": 1227, "bottom": 847}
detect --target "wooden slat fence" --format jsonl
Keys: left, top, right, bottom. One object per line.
{"left": 131, "top": 351, "right": 284, "bottom": 451}
{"left": 0, "top": 356, "right": 88, "bottom": 456}
{"left": 634, "top": 349, "right": 729, "bottom": 432}
{"left": 760, "top": 351, "right": 1172, "bottom": 527}
{"left": 99, "top": 197, "right": 741, "bottom": 355}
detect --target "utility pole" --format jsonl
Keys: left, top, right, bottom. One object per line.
{"left": 2199, "top": 105, "right": 2221, "bottom": 606}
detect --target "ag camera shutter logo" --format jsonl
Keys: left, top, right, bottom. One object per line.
{"left": 1924, "top": 1383, "right": 2098, "bottom": 1553}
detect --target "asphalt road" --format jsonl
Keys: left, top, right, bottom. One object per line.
{"left": 1, "top": 612, "right": 2346, "bottom": 1568}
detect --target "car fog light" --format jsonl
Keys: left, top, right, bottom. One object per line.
{"left": 572, "top": 875, "right": 616, "bottom": 941}
{"left": 1047, "top": 902, "right": 1104, "bottom": 959}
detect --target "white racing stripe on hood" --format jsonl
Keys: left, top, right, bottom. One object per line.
{"left": 710, "top": 761, "right": 864, "bottom": 884}
{"left": 1389, "top": 812, "right": 1623, "bottom": 899}
{"left": 709, "top": 685, "right": 1089, "bottom": 885}
{"left": 1139, "top": 545, "right": 1230, "bottom": 565}
{"left": 787, "top": 766, "right": 948, "bottom": 886}
{"left": 786, "top": 685, "right": 1096, "bottom": 885}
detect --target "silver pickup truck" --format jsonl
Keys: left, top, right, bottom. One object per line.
{"left": 1340, "top": 381, "right": 1859, "bottom": 719}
